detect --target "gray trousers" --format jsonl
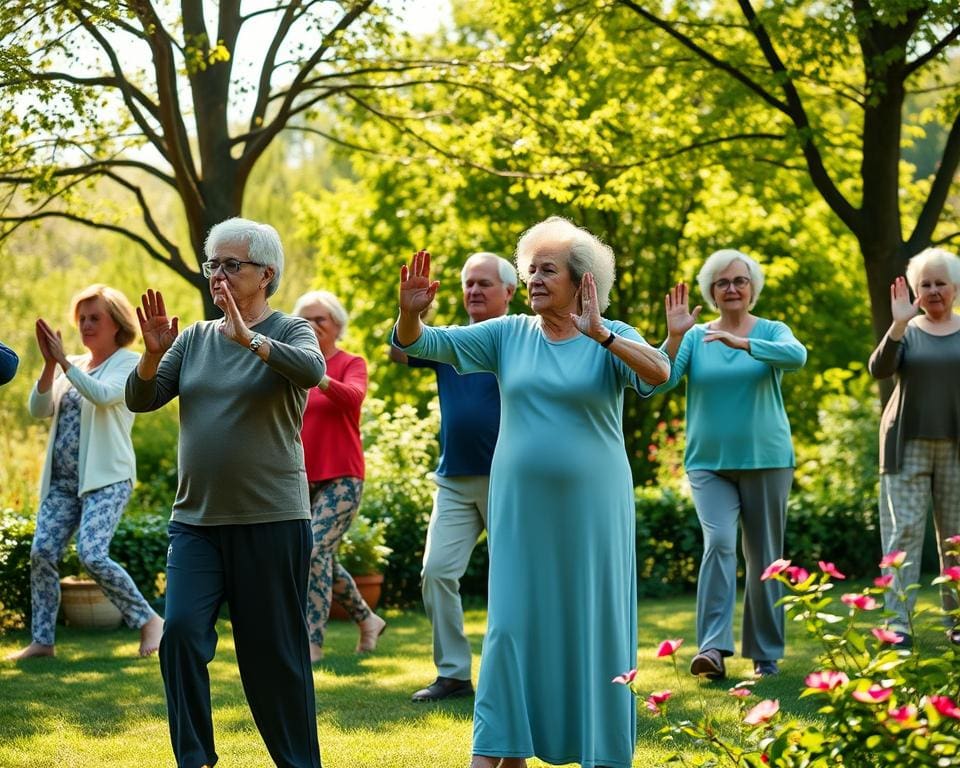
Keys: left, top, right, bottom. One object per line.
{"left": 687, "top": 468, "right": 793, "bottom": 661}
{"left": 421, "top": 474, "right": 489, "bottom": 680}
{"left": 879, "top": 438, "right": 960, "bottom": 631}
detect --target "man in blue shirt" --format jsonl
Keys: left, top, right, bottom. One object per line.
{"left": 390, "top": 251, "right": 516, "bottom": 701}
{"left": 0, "top": 341, "right": 19, "bottom": 385}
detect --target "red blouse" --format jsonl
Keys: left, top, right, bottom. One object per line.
{"left": 301, "top": 349, "right": 367, "bottom": 482}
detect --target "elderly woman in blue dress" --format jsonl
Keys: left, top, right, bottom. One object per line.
{"left": 869, "top": 247, "right": 960, "bottom": 646}
{"left": 7, "top": 285, "right": 163, "bottom": 661}
{"left": 395, "top": 216, "right": 669, "bottom": 768}
{"left": 661, "top": 250, "right": 806, "bottom": 680}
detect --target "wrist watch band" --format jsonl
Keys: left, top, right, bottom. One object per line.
{"left": 600, "top": 331, "right": 616, "bottom": 348}
{"left": 248, "top": 333, "right": 266, "bottom": 352}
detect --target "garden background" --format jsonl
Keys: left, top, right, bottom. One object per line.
{"left": 0, "top": 3, "right": 958, "bottom": 757}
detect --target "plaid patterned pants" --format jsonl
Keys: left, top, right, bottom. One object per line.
{"left": 879, "top": 438, "right": 960, "bottom": 630}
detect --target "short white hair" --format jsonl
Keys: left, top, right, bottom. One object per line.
{"left": 696, "top": 249, "right": 765, "bottom": 311}
{"left": 905, "top": 247, "right": 960, "bottom": 293}
{"left": 292, "top": 290, "right": 348, "bottom": 339}
{"left": 205, "top": 218, "right": 284, "bottom": 298}
{"left": 515, "top": 216, "right": 616, "bottom": 312}
{"left": 460, "top": 252, "right": 518, "bottom": 288}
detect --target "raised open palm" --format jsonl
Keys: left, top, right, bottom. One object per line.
{"left": 137, "top": 289, "right": 179, "bottom": 354}
{"left": 399, "top": 249, "right": 439, "bottom": 316}
{"left": 890, "top": 276, "right": 919, "bottom": 324}
{"left": 665, "top": 282, "right": 702, "bottom": 337}
{"left": 571, "top": 272, "right": 604, "bottom": 338}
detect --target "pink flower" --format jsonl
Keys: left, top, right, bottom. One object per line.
{"left": 871, "top": 627, "right": 903, "bottom": 644}
{"left": 887, "top": 704, "right": 918, "bottom": 724}
{"left": 879, "top": 550, "right": 906, "bottom": 568}
{"left": 852, "top": 685, "right": 893, "bottom": 704}
{"left": 931, "top": 695, "right": 960, "bottom": 720}
{"left": 873, "top": 574, "right": 894, "bottom": 588}
{"left": 728, "top": 687, "right": 752, "bottom": 698}
{"left": 818, "top": 561, "right": 846, "bottom": 580}
{"left": 761, "top": 559, "right": 791, "bottom": 581}
{"left": 645, "top": 690, "right": 672, "bottom": 714}
{"left": 946, "top": 535, "right": 960, "bottom": 545}
{"left": 841, "top": 593, "right": 878, "bottom": 611}
{"left": 612, "top": 669, "right": 637, "bottom": 685}
{"left": 941, "top": 566, "right": 960, "bottom": 582}
{"left": 804, "top": 670, "right": 849, "bottom": 691}
{"left": 743, "top": 699, "right": 779, "bottom": 725}
{"left": 785, "top": 566, "right": 810, "bottom": 584}
{"left": 656, "top": 639, "right": 683, "bottom": 657}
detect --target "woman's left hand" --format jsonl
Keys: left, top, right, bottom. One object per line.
{"left": 571, "top": 272, "right": 605, "bottom": 340}
{"left": 36, "top": 318, "right": 69, "bottom": 367}
{"left": 704, "top": 329, "right": 749, "bottom": 351}
{"left": 216, "top": 283, "right": 251, "bottom": 347}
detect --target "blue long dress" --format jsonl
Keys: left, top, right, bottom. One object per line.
{"left": 402, "top": 314, "right": 664, "bottom": 768}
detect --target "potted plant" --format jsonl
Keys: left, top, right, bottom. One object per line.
{"left": 330, "top": 514, "right": 392, "bottom": 620}
{"left": 58, "top": 544, "right": 122, "bottom": 629}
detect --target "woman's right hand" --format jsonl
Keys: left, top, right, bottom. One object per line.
{"left": 34, "top": 320, "right": 56, "bottom": 365}
{"left": 136, "top": 289, "right": 179, "bottom": 355}
{"left": 890, "top": 276, "right": 919, "bottom": 325}
{"left": 665, "top": 282, "right": 701, "bottom": 339}
{"left": 399, "top": 249, "right": 439, "bottom": 317}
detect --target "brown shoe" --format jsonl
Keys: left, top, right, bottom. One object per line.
{"left": 690, "top": 648, "right": 726, "bottom": 680}
{"left": 411, "top": 676, "right": 474, "bottom": 702}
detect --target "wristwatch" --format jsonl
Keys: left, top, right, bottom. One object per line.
{"left": 248, "top": 333, "right": 266, "bottom": 352}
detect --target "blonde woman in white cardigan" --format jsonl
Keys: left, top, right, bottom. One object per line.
{"left": 6, "top": 285, "right": 163, "bottom": 661}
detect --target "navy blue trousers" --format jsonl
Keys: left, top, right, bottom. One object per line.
{"left": 160, "top": 520, "right": 321, "bottom": 768}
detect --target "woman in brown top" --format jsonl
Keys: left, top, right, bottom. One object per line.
{"left": 869, "top": 247, "right": 960, "bottom": 646}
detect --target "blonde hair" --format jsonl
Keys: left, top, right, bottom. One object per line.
{"left": 70, "top": 284, "right": 138, "bottom": 347}
{"left": 696, "top": 249, "right": 765, "bottom": 311}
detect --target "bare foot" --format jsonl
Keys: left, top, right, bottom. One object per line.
{"left": 139, "top": 615, "right": 164, "bottom": 657}
{"left": 469, "top": 756, "right": 502, "bottom": 768}
{"left": 356, "top": 613, "right": 387, "bottom": 654}
{"left": 5, "top": 642, "right": 55, "bottom": 661}
{"left": 310, "top": 642, "right": 324, "bottom": 663}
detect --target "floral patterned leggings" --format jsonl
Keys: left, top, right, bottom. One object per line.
{"left": 30, "top": 480, "right": 157, "bottom": 645}
{"left": 307, "top": 477, "right": 371, "bottom": 647}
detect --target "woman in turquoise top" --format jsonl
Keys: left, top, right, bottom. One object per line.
{"left": 395, "top": 217, "right": 669, "bottom": 768}
{"left": 660, "top": 249, "right": 806, "bottom": 681}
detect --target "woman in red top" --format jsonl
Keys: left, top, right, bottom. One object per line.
{"left": 294, "top": 290, "right": 386, "bottom": 662}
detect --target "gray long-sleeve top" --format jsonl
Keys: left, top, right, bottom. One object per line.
{"left": 125, "top": 312, "right": 325, "bottom": 525}
{"left": 868, "top": 324, "right": 960, "bottom": 474}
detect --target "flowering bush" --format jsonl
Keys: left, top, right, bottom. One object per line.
{"left": 615, "top": 545, "right": 960, "bottom": 766}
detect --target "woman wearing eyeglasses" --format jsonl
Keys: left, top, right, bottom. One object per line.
{"left": 659, "top": 250, "right": 806, "bottom": 682}
{"left": 292, "top": 290, "right": 385, "bottom": 663}
{"left": 126, "top": 218, "right": 325, "bottom": 768}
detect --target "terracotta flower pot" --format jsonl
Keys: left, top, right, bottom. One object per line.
{"left": 329, "top": 573, "right": 384, "bottom": 621}
{"left": 60, "top": 576, "right": 123, "bottom": 629}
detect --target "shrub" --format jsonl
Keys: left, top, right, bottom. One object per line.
{"left": 0, "top": 509, "right": 35, "bottom": 631}
{"left": 339, "top": 513, "right": 392, "bottom": 576}
{"left": 635, "top": 487, "right": 701, "bottom": 598}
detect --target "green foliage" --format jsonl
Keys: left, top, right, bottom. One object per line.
{"left": 339, "top": 514, "right": 392, "bottom": 576}
{"left": 0, "top": 509, "right": 34, "bottom": 630}
{"left": 635, "top": 487, "right": 701, "bottom": 598}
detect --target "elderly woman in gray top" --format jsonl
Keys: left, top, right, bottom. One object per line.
{"left": 126, "top": 218, "right": 325, "bottom": 768}
{"left": 869, "top": 247, "right": 960, "bottom": 647}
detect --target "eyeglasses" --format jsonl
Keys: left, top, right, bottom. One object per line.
{"left": 201, "top": 258, "right": 264, "bottom": 278}
{"left": 713, "top": 276, "right": 751, "bottom": 291}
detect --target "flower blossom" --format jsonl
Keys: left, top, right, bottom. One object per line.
{"left": 728, "top": 687, "right": 752, "bottom": 698}
{"left": 743, "top": 699, "right": 780, "bottom": 725}
{"left": 871, "top": 627, "right": 903, "bottom": 644}
{"left": 873, "top": 574, "right": 894, "bottom": 588}
{"left": 941, "top": 566, "right": 960, "bottom": 582}
{"left": 612, "top": 669, "right": 637, "bottom": 685}
{"left": 785, "top": 565, "right": 810, "bottom": 584}
{"left": 804, "top": 670, "right": 849, "bottom": 691}
{"left": 656, "top": 638, "right": 683, "bottom": 657}
{"left": 818, "top": 561, "right": 846, "bottom": 580}
{"left": 852, "top": 685, "right": 893, "bottom": 704}
{"left": 879, "top": 550, "right": 906, "bottom": 568}
{"left": 841, "top": 593, "right": 878, "bottom": 611}
{"left": 930, "top": 695, "right": 960, "bottom": 720}
{"left": 887, "top": 704, "right": 918, "bottom": 725}
{"left": 645, "top": 690, "right": 672, "bottom": 714}
{"left": 761, "top": 559, "right": 791, "bottom": 581}
{"left": 946, "top": 535, "right": 960, "bottom": 546}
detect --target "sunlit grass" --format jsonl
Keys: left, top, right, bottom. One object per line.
{"left": 0, "top": 588, "right": 949, "bottom": 767}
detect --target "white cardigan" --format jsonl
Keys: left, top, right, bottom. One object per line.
{"left": 29, "top": 348, "right": 139, "bottom": 500}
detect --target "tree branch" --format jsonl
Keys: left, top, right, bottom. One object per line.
{"left": 904, "top": 23, "right": 960, "bottom": 78}
{"left": 907, "top": 107, "right": 960, "bottom": 250}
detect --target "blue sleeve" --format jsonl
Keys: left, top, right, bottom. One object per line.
{"left": 656, "top": 327, "right": 696, "bottom": 394}
{"left": 0, "top": 342, "right": 18, "bottom": 385}
{"left": 750, "top": 320, "right": 806, "bottom": 371}
{"left": 608, "top": 320, "right": 668, "bottom": 397}
{"left": 394, "top": 319, "right": 503, "bottom": 375}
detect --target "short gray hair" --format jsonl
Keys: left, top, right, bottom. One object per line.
{"left": 515, "top": 216, "right": 616, "bottom": 312}
{"left": 460, "top": 252, "right": 518, "bottom": 288}
{"left": 696, "top": 249, "right": 765, "bottom": 311}
{"left": 905, "top": 247, "right": 960, "bottom": 293}
{"left": 205, "top": 218, "right": 284, "bottom": 298}
{"left": 292, "top": 290, "right": 349, "bottom": 339}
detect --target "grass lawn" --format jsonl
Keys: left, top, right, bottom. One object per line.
{"left": 0, "top": 587, "right": 949, "bottom": 767}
